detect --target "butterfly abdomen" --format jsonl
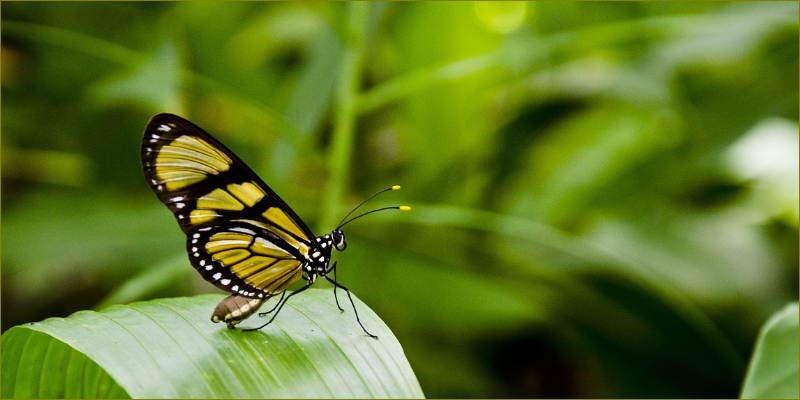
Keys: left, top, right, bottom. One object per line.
{"left": 211, "top": 294, "right": 267, "bottom": 328}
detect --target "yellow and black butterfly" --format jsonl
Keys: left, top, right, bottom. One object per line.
{"left": 141, "top": 113, "right": 407, "bottom": 338}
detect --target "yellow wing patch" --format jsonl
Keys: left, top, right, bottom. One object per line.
{"left": 227, "top": 182, "right": 266, "bottom": 207}
{"left": 230, "top": 256, "right": 274, "bottom": 276}
{"left": 245, "top": 259, "right": 302, "bottom": 293}
{"left": 157, "top": 170, "right": 207, "bottom": 192}
{"left": 271, "top": 223, "right": 308, "bottom": 253}
{"left": 205, "top": 235, "right": 252, "bottom": 252}
{"left": 252, "top": 236, "right": 295, "bottom": 258}
{"left": 154, "top": 136, "right": 232, "bottom": 191}
{"left": 208, "top": 232, "right": 254, "bottom": 242}
{"left": 204, "top": 231, "right": 302, "bottom": 294}
{"left": 168, "top": 135, "right": 232, "bottom": 167}
{"left": 263, "top": 207, "right": 306, "bottom": 239}
{"left": 189, "top": 209, "right": 221, "bottom": 224}
{"left": 189, "top": 182, "right": 267, "bottom": 226}
{"left": 197, "top": 189, "right": 245, "bottom": 211}
{"left": 211, "top": 249, "right": 250, "bottom": 265}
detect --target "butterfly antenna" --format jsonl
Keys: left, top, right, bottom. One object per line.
{"left": 336, "top": 186, "right": 409, "bottom": 230}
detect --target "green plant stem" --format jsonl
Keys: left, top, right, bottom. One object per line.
{"left": 320, "top": 2, "right": 370, "bottom": 232}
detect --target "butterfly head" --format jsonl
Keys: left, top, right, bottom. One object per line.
{"left": 332, "top": 229, "right": 347, "bottom": 251}
{"left": 305, "top": 186, "right": 409, "bottom": 281}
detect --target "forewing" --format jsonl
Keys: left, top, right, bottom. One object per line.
{"left": 141, "top": 113, "right": 315, "bottom": 241}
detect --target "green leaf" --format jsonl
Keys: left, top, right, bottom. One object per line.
{"left": 1, "top": 290, "right": 425, "bottom": 399}
{"left": 740, "top": 302, "right": 799, "bottom": 399}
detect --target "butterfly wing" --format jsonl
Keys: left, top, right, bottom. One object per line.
{"left": 141, "top": 113, "right": 315, "bottom": 298}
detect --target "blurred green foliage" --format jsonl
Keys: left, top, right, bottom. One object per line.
{"left": 2, "top": 2, "right": 798, "bottom": 398}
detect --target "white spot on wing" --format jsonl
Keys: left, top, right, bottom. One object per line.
{"left": 220, "top": 279, "right": 230, "bottom": 285}
{"left": 213, "top": 272, "right": 222, "bottom": 280}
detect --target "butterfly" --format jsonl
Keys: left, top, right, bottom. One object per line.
{"left": 141, "top": 113, "right": 408, "bottom": 338}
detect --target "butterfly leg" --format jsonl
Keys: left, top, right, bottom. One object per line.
{"left": 325, "top": 261, "right": 345, "bottom": 312}
{"left": 324, "top": 275, "right": 377, "bottom": 339}
{"left": 257, "top": 291, "right": 286, "bottom": 317}
{"left": 242, "top": 284, "right": 311, "bottom": 332}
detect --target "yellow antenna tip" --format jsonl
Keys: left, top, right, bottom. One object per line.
{"left": 399, "top": 206, "right": 411, "bottom": 211}
{"left": 391, "top": 185, "right": 401, "bottom": 190}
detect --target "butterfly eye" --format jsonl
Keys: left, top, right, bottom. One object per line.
{"left": 332, "top": 230, "right": 347, "bottom": 251}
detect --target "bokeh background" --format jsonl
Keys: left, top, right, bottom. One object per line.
{"left": 2, "top": 2, "right": 798, "bottom": 398}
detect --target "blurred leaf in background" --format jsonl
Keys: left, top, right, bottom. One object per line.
{"left": 2, "top": 2, "right": 797, "bottom": 398}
